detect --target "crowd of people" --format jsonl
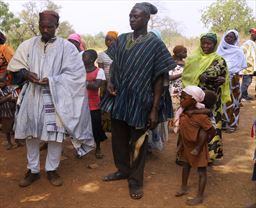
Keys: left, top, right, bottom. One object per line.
{"left": 0, "top": 2, "right": 255, "bottom": 206}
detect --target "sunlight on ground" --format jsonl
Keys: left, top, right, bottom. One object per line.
{"left": 20, "top": 193, "right": 50, "bottom": 203}
{"left": 213, "top": 148, "right": 254, "bottom": 174}
{"left": 213, "top": 165, "right": 252, "bottom": 174}
{"left": 0, "top": 171, "right": 13, "bottom": 177}
{"left": 78, "top": 181, "right": 100, "bottom": 193}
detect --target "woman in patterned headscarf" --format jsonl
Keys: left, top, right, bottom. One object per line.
{"left": 182, "top": 33, "right": 230, "bottom": 163}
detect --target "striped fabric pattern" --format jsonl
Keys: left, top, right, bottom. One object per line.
{"left": 0, "top": 86, "right": 18, "bottom": 118}
{"left": 42, "top": 88, "right": 66, "bottom": 134}
{"left": 101, "top": 32, "right": 176, "bottom": 128}
{"left": 97, "top": 51, "right": 112, "bottom": 81}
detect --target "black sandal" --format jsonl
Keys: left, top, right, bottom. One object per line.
{"left": 102, "top": 171, "right": 128, "bottom": 182}
{"left": 129, "top": 185, "right": 143, "bottom": 200}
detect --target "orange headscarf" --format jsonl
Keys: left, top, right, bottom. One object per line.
{"left": 0, "top": 44, "right": 14, "bottom": 63}
{"left": 106, "top": 31, "right": 118, "bottom": 40}
{"left": 0, "top": 44, "right": 14, "bottom": 84}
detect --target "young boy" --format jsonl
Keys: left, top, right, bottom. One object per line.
{"left": 0, "top": 70, "right": 19, "bottom": 149}
{"left": 83, "top": 49, "right": 107, "bottom": 159}
{"left": 175, "top": 86, "right": 216, "bottom": 206}
{"left": 186, "top": 90, "right": 217, "bottom": 156}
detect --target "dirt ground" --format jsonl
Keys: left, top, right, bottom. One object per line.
{"left": 0, "top": 85, "right": 256, "bottom": 208}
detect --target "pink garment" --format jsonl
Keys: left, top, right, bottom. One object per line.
{"left": 68, "top": 33, "right": 81, "bottom": 43}
{"left": 68, "top": 33, "right": 86, "bottom": 51}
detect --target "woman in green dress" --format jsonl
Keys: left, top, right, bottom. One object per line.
{"left": 182, "top": 33, "right": 231, "bottom": 162}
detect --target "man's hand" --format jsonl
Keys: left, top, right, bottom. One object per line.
{"left": 38, "top": 77, "right": 49, "bottom": 86}
{"left": 23, "top": 70, "right": 40, "bottom": 84}
{"left": 147, "top": 108, "right": 158, "bottom": 130}
{"left": 107, "top": 81, "right": 117, "bottom": 96}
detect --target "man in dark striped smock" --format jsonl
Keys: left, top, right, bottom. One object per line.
{"left": 101, "top": 2, "right": 176, "bottom": 200}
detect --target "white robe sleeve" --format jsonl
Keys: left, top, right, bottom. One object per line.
{"left": 7, "top": 38, "right": 33, "bottom": 72}
{"left": 48, "top": 41, "right": 94, "bottom": 142}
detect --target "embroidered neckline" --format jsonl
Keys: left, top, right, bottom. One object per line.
{"left": 125, "top": 33, "right": 151, "bottom": 50}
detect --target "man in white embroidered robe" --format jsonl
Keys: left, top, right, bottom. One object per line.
{"left": 7, "top": 10, "right": 94, "bottom": 187}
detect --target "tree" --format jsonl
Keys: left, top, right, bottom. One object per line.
{"left": 201, "top": 0, "right": 256, "bottom": 33}
{"left": 42, "top": 0, "right": 75, "bottom": 38}
{"left": 82, "top": 32, "right": 105, "bottom": 50}
{"left": 0, "top": 1, "right": 20, "bottom": 33}
{"left": 6, "top": 0, "right": 74, "bottom": 48}
{"left": 147, "top": 1, "right": 183, "bottom": 48}
{"left": 149, "top": 15, "right": 182, "bottom": 47}
{"left": 57, "top": 21, "right": 75, "bottom": 38}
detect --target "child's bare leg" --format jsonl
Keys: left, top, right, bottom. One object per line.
{"left": 186, "top": 167, "right": 207, "bottom": 205}
{"left": 191, "top": 129, "right": 207, "bottom": 156}
{"left": 175, "top": 162, "right": 191, "bottom": 197}
{"left": 5, "top": 132, "right": 13, "bottom": 150}
{"left": 95, "top": 141, "right": 103, "bottom": 159}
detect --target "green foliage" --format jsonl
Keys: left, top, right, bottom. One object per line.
{"left": 0, "top": 1, "right": 20, "bottom": 32}
{"left": 201, "top": 0, "right": 256, "bottom": 33}
{"left": 82, "top": 32, "right": 105, "bottom": 51}
{"left": 149, "top": 15, "right": 183, "bottom": 48}
{"left": 2, "top": 0, "right": 191, "bottom": 52}
{"left": 5, "top": 0, "right": 74, "bottom": 49}
{"left": 57, "top": 21, "right": 75, "bottom": 38}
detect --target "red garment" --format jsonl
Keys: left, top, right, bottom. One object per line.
{"left": 87, "top": 68, "right": 100, "bottom": 111}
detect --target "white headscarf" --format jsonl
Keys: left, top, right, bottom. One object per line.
{"left": 183, "top": 85, "right": 205, "bottom": 109}
{"left": 173, "top": 86, "right": 205, "bottom": 133}
{"left": 217, "top": 29, "right": 247, "bottom": 75}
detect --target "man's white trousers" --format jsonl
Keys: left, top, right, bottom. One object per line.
{"left": 26, "top": 138, "right": 62, "bottom": 173}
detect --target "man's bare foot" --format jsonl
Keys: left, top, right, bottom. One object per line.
{"left": 186, "top": 196, "right": 203, "bottom": 206}
{"left": 175, "top": 187, "right": 189, "bottom": 197}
